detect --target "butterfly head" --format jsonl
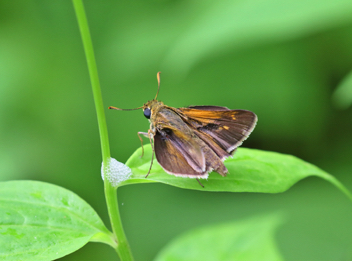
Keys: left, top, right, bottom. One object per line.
{"left": 143, "top": 99, "right": 164, "bottom": 119}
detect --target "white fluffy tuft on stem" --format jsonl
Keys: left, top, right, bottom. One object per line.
{"left": 101, "top": 158, "right": 132, "bottom": 187}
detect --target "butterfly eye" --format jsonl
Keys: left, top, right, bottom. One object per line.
{"left": 143, "top": 108, "right": 151, "bottom": 119}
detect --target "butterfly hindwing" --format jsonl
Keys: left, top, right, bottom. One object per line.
{"left": 153, "top": 108, "right": 207, "bottom": 177}
{"left": 154, "top": 129, "right": 208, "bottom": 177}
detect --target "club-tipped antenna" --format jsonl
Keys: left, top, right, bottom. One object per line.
{"left": 108, "top": 106, "right": 143, "bottom": 111}
{"left": 154, "top": 71, "right": 161, "bottom": 100}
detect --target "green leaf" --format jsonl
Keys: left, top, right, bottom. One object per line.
{"left": 0, "top": 181, "right": 115, "bottom": 261}
{"left": 122, "top": 146, "right": 352, "bottom": 199}
{"left": 154, "top": 213, "right": 284, "bottom": 261}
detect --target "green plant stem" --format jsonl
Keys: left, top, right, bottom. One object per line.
{"left": 72, "top": 1, "right": 133, "bottom": 260}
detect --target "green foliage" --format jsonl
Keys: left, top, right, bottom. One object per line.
{"left": 1, "top": 146, "right": 349, "bottom": 261}
{"left": 1, "top": 0, "right": 352, "bottom": 260}
{"left": 0, "top": 181, "right": 114, "bottom": 261}
{"left": 333, "top": 70, "right": 352, "bottom": 109}
{"left": 123, "top": 145, "right": 352, "bottom": 199}
{"left": 163, "top": 0, "right": 352, "bottom": 74}
{"left": 154, "top": 214, "right": 284, "bottom": 261}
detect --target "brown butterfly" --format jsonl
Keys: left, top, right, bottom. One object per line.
{"left": 109, "top": 72, "right": 257, "bottom": 186}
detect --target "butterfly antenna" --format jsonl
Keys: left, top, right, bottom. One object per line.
{"left": 108, "top": 106, "right": 143, "bottom": 111}
{"left": 154, "top": 71, "right": 161, "bottom": 100}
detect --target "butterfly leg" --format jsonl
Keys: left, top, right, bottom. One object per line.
{"left": 137, "top": 132, "right": 149, "bottom": 157}
{"left": 145, "top": 129, "right": 155, "bottom": 178}
{"left": 196, "top": 178, "right": 204, "bottom": 188}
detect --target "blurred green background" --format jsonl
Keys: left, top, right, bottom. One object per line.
{"left": 1, "top": 1, "right": 352, "bottom": 260}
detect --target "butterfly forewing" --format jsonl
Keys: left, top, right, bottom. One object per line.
{"left": 187, "top": 105, "right": 230, "bottom": 111}
{"left": 176, "top": 106, "right": 257, "bottom": 154}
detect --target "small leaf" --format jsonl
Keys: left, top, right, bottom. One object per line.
{"left": 154, "top": 213, "right": 284, "bottom": 261}
{"left": 0, "top": 181, "right": 115, "bottom": 261}
{"left": 122, "top": 146, "right": 352, "bottom": 200}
